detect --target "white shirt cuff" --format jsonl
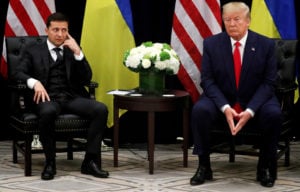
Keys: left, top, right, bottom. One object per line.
{"left": 246, "top": 108, "right": 255, "bottom": 117}
{"left": 74, "top": 50, "right": 84, "bottom": 60}
{"left": 221, "top": 104, "right": 230, "bottom": 113}
{"left": 221, "top": 104, "right": 254, "bottom": 117}
{"left": 27, "top": 78, "right": 38, "bottom": 89}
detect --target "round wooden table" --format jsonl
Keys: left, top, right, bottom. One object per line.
{"left": 113, "top": 89, "right": 190, "bottom": 174}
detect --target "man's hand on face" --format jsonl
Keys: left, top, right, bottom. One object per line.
{"left": 62, "top": 33, "right": 81, "bottom": 56}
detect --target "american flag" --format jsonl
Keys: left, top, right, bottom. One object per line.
{"left": 0, "top": 0, "right": 55, "bottom": 78}
{"left": 171, "top": 0, "right": 222, "bottom": 103}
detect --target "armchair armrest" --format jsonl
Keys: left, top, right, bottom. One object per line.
{"left": 275, "top": 82, "right": 297, "bottom": 117}
{"left": 8, "top": 80, "right": 28, "bottom": 113}
{"left": 8, "top": 80, "right": 27, "bottom": 90}
{"left": 276, "top": 83, "right": 297, "bottom": 94}
{"left": 8, "top": 80, "right": 100, "bottom": 112}
{"left": 85, "top": 81, "right": 99, "bottom": 100}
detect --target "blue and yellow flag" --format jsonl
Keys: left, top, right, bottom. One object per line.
{"left": 81, "top": 0, "right": 138, "bottom": 127}
{"left": 250, "top": 0, "right": 298, "bottom": 101}
{"left": 249, "top": 0, "right": 297, "bottom": 39}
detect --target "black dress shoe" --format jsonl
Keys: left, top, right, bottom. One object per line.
{"left": 190, "top": 166, "right": 213, "bottom": 185}
{"left": 256, "top": 168, "right": 275, "bottom": 187}
{"left": 41, "top": 161, "right": 56, "bottom": 180}
{"left": 81, "top": 160, "right": 109, "bottom": 178}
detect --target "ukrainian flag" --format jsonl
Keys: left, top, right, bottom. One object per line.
{"left": 249, "top": 0, "right": 297, "bottom": 39}
{"left": 80, "top": 0, "right": 138, "bottom": 127}
{"left": 250, "top": 0, "right": 298, "bottom": 102}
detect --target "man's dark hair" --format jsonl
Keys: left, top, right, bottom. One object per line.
{"left": 46, "top": 12, "right": 69, "bottom": 28}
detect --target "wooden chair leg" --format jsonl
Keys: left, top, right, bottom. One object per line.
{"left": 229, "top": 137, "right": 235, "bottom": 163}
{"left": 99, "top": 148, "right": 102, "bottom": 168}
{"left": 25, "top": 136, "right": 32, "bottom": 176}
{"left": 284, "top": 139, "right": 290, "bottom": 166}
{"left": 67, "top": 139, "right": 74, "bottom": 160}
{"left": 13, "top": 139, "right": 18, "bottom": 163}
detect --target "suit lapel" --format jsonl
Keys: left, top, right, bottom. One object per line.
{"left": 40, "top": 43, "right": 50, "bottom": 73}
{"left": 240, "top": 31, "right": 256, "bottom": 85}
{"left": 221, "top": 35, "right": 236, "bottom": 90}
{"left": 64, "top": 48, "right": 72, "bottom": 80}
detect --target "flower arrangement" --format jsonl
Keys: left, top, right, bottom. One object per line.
{"left": 123, "top": 41, "right": 180, "bottom": 75}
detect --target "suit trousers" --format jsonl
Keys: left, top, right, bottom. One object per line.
{"left": 35, "top": 97, "right": 108, "bottom": 160}
{"left": 191, "top": 95, "right": 282, "bottom": 170}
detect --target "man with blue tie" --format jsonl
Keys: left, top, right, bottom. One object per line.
{"left": 190, "top": 2, "right": 281, "bottom": 188}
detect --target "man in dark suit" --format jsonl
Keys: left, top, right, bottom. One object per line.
{"left": 12, "top": 12, "right": 109, "bottom": 180}
{"left": 190, "top": 2, "right": 281, "bottom": 188}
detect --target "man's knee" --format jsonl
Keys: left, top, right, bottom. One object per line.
{"left": 263, "top": 105, "right": 282, "bottom": 123}
{"left": 93, "top": 102, "right": 108, "bottom": 117}
{"left": 192, "top": 101, "right": 216, "bottom": 120}
{"left": 39, "top": 105, "right": 58, "bottom": 117}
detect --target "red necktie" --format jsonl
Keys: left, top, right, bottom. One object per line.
{"left": 233, "top": 41, "right": 241, "bottom": 88}
{"left": 233, "top": 41, "right": 242, "bottom": 113}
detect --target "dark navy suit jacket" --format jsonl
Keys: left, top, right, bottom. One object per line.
{"left": 200, "top": 30, "right": 278, "bottom": 113}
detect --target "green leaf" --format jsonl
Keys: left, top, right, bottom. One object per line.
{"left": 160, "top": 51, "right": 170, "bottom": 61}
{"left": 143, "top": 41, "right": 153, "bottom": 47}
{"left": 162, "top": 43, "right": 171, "bottom": 50}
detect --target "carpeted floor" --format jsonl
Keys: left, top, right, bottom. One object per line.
{"left": 0, "top": 140, "right": 299, "bottom": 192}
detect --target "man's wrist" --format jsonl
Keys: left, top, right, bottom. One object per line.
{"left": 27, "top": 78, "right": 38, "bottom": 89}
{"left": 74, "top": 50, "right": 84, "bottom": 60}
{"left": 246, "top": 108, "right": 254, "bottom": 117}
{"left": 221, "top": 104, "right": 230, "bottom": 113}
{"left": 221, "top": 104, "right": 254, "bottom": 117}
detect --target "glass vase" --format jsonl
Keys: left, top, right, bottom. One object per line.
{"left": 139, "top": 71, "right": 165, "bottom": 95}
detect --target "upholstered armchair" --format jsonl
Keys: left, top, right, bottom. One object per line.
{"left": 211, "top": 39, "right": 298, "bottom": 166}
{"left": 6, "top": 36, "right": 100, "bottom": 176}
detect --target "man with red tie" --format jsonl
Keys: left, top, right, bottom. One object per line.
{"left": 190, "top": 2, "right": 281, "bottom": 188}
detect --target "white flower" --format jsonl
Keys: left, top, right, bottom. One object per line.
{"left": 154, "top": 60, "right": 166, "bottom": 70}
{"left": 125, "top": 54, "right": 140, "bottom": 68}
{"left": 123, "top": 41, "right": 180, "bottom": 75}
{"left": 141, "top": 59, "right": 151, "bottom": 69}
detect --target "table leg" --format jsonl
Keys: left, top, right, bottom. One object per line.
{"left": 183, "top": 108, "right": 189, "bottom": 167}
{"left": 113, "top": 104, "right": 119, "bottom": 167}
{"left": 148, "top": 111, "right": 155, "bottom": 174}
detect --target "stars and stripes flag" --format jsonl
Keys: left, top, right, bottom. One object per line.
{"left": 171, "top": 0, "right": 222, "bottom": 103}
{"left": 0, "top": 0, "right": 56, "bottom": 79}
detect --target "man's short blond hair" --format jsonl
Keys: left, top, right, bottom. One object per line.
{"left": 222, "top": 2, "right": 250, "bottom": 20}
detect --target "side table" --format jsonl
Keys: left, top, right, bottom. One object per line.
{"left": 113, "top": 89, "right": 190, "bottom": 174}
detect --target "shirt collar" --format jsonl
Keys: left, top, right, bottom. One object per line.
{"left": 47, "top": 39, "right": 63, "bottom": 51}
{"left": 230, "top": 31, "right": 248, "bottom": 48}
